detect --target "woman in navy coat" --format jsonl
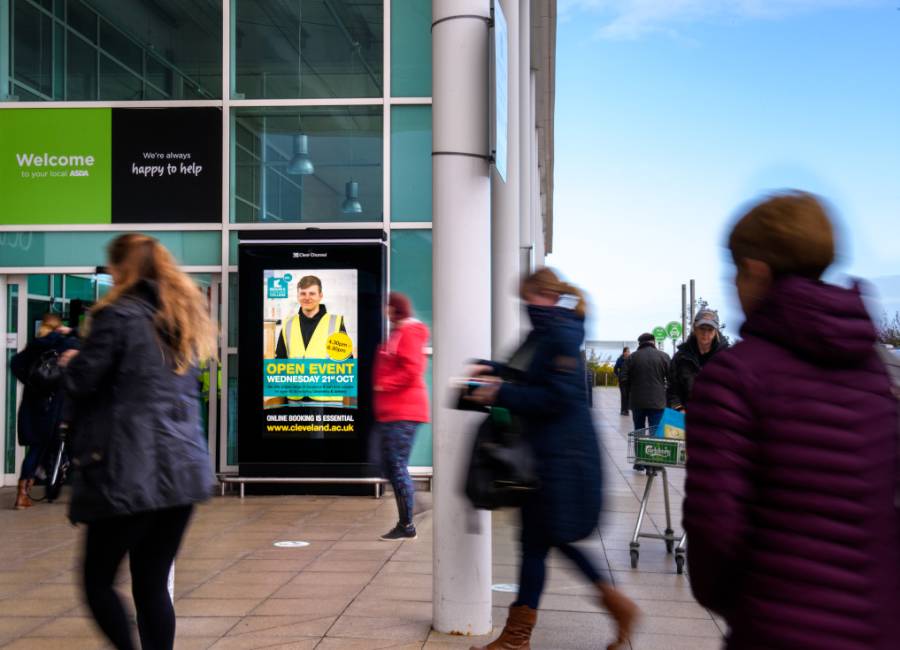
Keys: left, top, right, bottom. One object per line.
{"left": 468, "top": 268, "right": 639, "bottom": 650}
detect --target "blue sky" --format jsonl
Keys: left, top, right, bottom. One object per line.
{"left": 548, "top": 0, "right": 900, "bottom": 341}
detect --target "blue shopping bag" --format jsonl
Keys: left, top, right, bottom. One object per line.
{"left": 656, "top": 408, "right": 686, "bottom": 440}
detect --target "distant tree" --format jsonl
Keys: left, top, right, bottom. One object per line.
{"left": 877, "top": 311, "right": 900, "bottom": 347}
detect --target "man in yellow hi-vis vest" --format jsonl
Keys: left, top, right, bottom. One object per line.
{"left": 275, "top": 275, "right": 351, "bottom": 405}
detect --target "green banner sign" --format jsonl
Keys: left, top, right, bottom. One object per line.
{"left": 0, "top": 109, "right": 112, "bottom": 224}
{"left": 652, "top": 326, "right": 667, "bottom": 342}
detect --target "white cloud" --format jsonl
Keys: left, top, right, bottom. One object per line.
{"left": 559, "top": 0, "right": 890, "bottom": 40}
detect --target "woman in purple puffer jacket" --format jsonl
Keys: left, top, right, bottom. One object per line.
{"left": 684, "top": 191, "right": 900, "bottom": 650}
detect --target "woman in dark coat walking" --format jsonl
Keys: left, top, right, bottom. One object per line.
{"left": 684, "top": 192, "right": 900, "bottom": 650}
{"left": 467, "top": 268, "right": 638, "bottom": 650}
{"left": 62, "top": 234, "right": 216, "bottom": 650}
{"left": 9, "top": 313, "right": 79, "bottom": 509}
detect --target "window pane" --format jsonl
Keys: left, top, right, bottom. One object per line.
{"left": 13, "top": 0, "right": 53, "bottom": 97}
{"left": 408, "top": 357, "right": 432, "bottom": 466}
{"left": 234, "top": 0, "right": 383, "bottom": 99}
{"left": 5, "top": 284, "right": 19, "bottom": 475}
{"left": 0, "top": 231, "right": 222, "bottom": 267}
{"left": 390, "top": 229, "right": 432, "bottom": 332}
{"left": 10, "top": 0, "right": 222, "bottom": 101}
{"left": 99, "top": 19, "right": 142, "bottom": 74}
{"left": 227, "top": 352, "right": 238, "bottom": 465}
{"left": 67, "top": 34, "right": 98, "bottom": 100}
{"left": 391, "top": 0, "right": 431, "bottom": 97}
{"left": 232, "top": 107, "right": 383, "bottom": 223}
{"left": 228, "top": 272, "right": 238, "bottom": 348}
{"left": 99, "top": 54, "right": 141, "bottom": 99}
{"left": 68, "top": 0, "right": 98, "bottom": 43}
{"left": 391, "top": 106, "right": 432, "bottom": 221}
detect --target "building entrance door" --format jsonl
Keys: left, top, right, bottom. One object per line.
{"left": 0, "top": 273, "right": 220, "bottom": 490}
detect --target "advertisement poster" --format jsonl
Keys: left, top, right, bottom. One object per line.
{"left": 262, "top": 269, "right": 359, "bottom": 437}
{"left": 237, "top": 236, "right": 386, "bottom": 477}
{"left": 0, "top": 107, "right": 221, "bottom": 224}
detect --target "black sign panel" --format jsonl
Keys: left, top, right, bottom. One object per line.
{"left": 111, "top": 108, "right": 222, "bottom": 223}
{"left": 238, "top": 231, "right": 386, "bottom": 478}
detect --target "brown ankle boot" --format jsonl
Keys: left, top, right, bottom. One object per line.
{"left": 597, "top": 582, "right": 639, "bottom": 650}
{"left": 14, "top": 480, "right": 33, "bottom": 510}
{"left": 470, "top": 604, "right": 537, "bottom": 650}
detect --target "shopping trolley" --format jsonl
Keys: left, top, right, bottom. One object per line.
{"left": 627, "top": 427, "right": 687, "bottom": 574}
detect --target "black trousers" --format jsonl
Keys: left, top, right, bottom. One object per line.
{"left": 618, "top": 381, "right": 630, "bottom": 414}
{"left": 83, "top": 505, "right": 193, "bottom": 650}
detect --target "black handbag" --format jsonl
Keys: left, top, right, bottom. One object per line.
{"left": 28, "top": 349, "right": 62, "bottom": 395}
{"left": 464, "top": 407, "right": 539, "bottom": 510}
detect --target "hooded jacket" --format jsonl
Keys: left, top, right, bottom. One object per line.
{"left": 64, "top": 282, "right": 215, "bottom": 523}
{"left": 493, "top": 302, "right": 604, "bottom": 544}
{"left": 684, "top": 276, "right": 900, "bottom": 650}
{"left": 373, "top": 318, "right": 430, "bottom": 423}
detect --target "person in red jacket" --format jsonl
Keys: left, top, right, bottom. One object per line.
{"left": 373, "top": 292, "right": 430, "bottom": 541}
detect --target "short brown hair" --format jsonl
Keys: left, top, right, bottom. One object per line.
{"left": 728, "top": 191, "right": 835, "bottom": 279}
{"left": 297, "top": 275, "right": 322, "bottom": 292}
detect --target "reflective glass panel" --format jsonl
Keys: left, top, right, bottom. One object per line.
{"left": 233, "top": 0, "right": 383, "bottom": 99}
{"left": 232, "top": 107, "right": 383, "bottom": 223}
{"left": 391, "top": 0, "right": 431, "bottom": 97}
{"left": 390, "top": 229, "right": 432, "bottom": 332}
{"left": 0, "top": 231, "right": 222, "bottom": 267}
{"left": 6, "top": 0, "right": 222, "bottom": 101}
{"left": 391, "top": 106, "right": 432, "bottom": 221}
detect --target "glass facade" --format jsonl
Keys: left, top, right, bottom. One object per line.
{"left": 5, "top": 0, "right": 222, "bottom": 101}
{"left": 233, "top": 0, "right": 383, "bottom": 99}
{"left": 391, "top": 0, "right": 430, "bottom": 97}
{"left": 232, "top": 106, "right": 383, "bottom": 223}
{"left": 1, "top": 0, "right": 435, "bottom": 472}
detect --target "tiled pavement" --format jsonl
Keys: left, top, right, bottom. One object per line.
{"left": 0, "top": 388, "right": 726, "bottom": 649}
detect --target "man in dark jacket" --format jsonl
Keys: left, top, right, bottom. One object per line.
{"left": 613, "top": 347, "right": 631, "bottom": 416}
{"left": 621, "top": 333, "right": 670, "bottom": 432}
{"left": 667, "top": 310, "right": 727, "bottom": 411}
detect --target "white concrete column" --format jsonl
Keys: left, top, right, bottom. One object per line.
{"left": 491, "top": 0, "right": 521, "bottom": 358}
{"left": 432, "top": 0, "right": 493, "bottom": 637}
{"left": 518, "top": 0, "right": 532, "bottom": 265}
{"left": 530, "top": 72, "right": 546, "bottom": 263}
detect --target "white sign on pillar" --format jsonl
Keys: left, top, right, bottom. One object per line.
{"left": 490, "top": 0, "right": 509, "bottom": 182}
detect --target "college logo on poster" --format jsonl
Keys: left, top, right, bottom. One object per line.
{"left": 267, "top": 276, "right": 289, "bottom": 300}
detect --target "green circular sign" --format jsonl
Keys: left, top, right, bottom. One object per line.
{"left": 666, "top": 321, "right": 683, "bottom": 339}
{"left": 652, "top": 326, "right": 667, "bottom": 342}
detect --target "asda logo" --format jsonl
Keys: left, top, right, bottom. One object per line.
{"left": 16, "top": 153, "right": 97, "bottom": 168}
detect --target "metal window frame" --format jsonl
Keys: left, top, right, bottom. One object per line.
{"left": 1, "top": 0, "right": 437, "bottom": 475}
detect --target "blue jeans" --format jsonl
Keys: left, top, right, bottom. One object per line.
{"left": 516, "top": 523, "right": 604, "bottom": 610}
{"left": 632, "top": 408, "right": 663, "bottom": 432}
{"left": 377, "top": 421, "right": 419, "bottom": 529}
{"left": 20, "top": 445, "right": 47, "bottom": 481}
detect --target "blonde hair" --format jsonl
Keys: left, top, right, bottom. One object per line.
{"left": 37, "top": 313, "right": 63, "bottom": 338}
{"left": 520, "top": 267, "right": 587, "bottom": 318}
{"left": 728, "top": 191, "right": 835, "bottom": 280}
{"left": 92, "top": 234, "right": 216, "bottom": 374}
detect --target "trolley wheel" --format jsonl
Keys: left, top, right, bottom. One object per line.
{"left": 630, "top": 549, "right": 639, "bottom": 569}
{"left": 665, "top": 539, "right": 674, "bottom": 554}
{"left": 675, "top": 554, "right": 685, "bottom": 575}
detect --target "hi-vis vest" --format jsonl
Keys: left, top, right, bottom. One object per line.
{"left": 281, "top": 312, "right": 344, "bottom": 402}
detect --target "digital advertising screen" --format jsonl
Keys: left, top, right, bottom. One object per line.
{"left": 238, "top": 232, "right": 386, "bottom": 477}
